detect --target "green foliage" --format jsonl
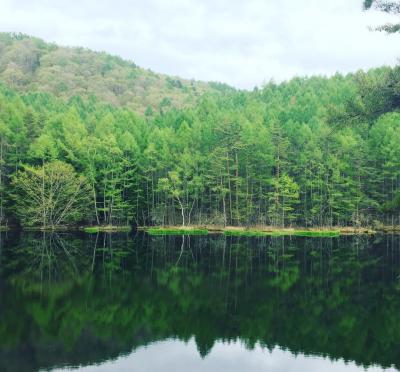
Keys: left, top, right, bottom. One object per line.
{"left": 11, "top": 161, "right": 91, "bottom": 228}
{"left": 223, "top": 229, "right": 340, "bottom": 237}
{"left": 363, "top": 0, "right": 400, "bottom": 33}
{"left": 293, "top": 230, "right": 340, "bottom": 237}
{"left": 0, "top": 32, "right": 232, "bottom": 114}
{"left": 84, "top": 226, "right": 131, "bottom": 233}
{"left": 83, "top": 227, "right": 100, "bottom": 233}
{"left": 0, "top": 35, "right": 398, "bottom": 228}
{"left": 224, "top": 230, "right": 273, "bottom": 237}
{"left": 146, "top": 227, "right": 209, "bottom": 235}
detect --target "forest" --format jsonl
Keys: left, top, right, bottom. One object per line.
{"left": 0, "top": 33, "right": 399, "bottom": 230}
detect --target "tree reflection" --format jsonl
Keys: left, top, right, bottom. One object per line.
{"left": 0, "top": 233, "right": 400, "bottom": 372}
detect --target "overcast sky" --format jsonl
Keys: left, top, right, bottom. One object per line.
{"left": 1, "top": 0, "right": 399, "bottom": 89}
{"left": 53, "top": 339, "right": 397, "bottom": 372}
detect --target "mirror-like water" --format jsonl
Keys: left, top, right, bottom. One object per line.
{"left": 0, "top": 232, "right": 399, "bottom": 372}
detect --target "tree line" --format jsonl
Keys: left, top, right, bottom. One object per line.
{"left": 0, "top": 65, "right": 399, "bottom": 229}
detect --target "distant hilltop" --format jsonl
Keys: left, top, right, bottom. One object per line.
{"left": 0, "top": 32, "right": 235, "bottom": 115}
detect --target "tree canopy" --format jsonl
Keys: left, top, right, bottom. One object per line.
{"left": 0, "top": 32, "right": 234, "bottom": 115}
{"left": 0, "top": 64, "right": 398, "bottom": 229}
{"left": 0, "top": 35, "right": 398, "bottom": 229}
{"left": 11, "top": 161, "right": 91, "bottom": 227}
{"left": 364, "top": 0, "right": 400, "bottom": 32}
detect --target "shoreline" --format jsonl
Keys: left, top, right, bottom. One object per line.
{"left": 1, "top": 224, "right": 400, "bottom": 236}
{"left": 0, "top": 225, "right": 132, "bottom": 233}
{"left": 140, "top": 225, "right": 395, "bottom": 236}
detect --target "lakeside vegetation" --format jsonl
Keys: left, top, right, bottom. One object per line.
{"left": 143, "top": 225, "right": 377, "bottom": 237}
{"left": 223, "top": 229, "right": 341, "bottom": 237}
{"left": 0, "top": 33, "right": 399, "bottom": 231}
{"left": 146, "top": 227, "right": 209, "bottom": 235}
{"left": 83, "top": 226, "right": 131, "bottom": 233}
{"left": 1, "top": 3, "right": 400, "bottom": 370}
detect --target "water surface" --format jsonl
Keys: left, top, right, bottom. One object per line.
{"left": 0, "top": 232, "right": 399, "bottom": 371}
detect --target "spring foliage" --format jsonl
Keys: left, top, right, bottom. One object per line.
{"left": 0, "top": 36, "right": 399, "bottom": 228}
{"left": 11, "top": 161, "right": 91, "bottom": 227}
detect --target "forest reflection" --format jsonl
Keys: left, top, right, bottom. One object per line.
{"left": 0, "top": 232, "right": 399, "bottom": 372}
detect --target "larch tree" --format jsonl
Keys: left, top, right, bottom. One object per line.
{"left": 11, "top": 161, "right": 91, "bottom": 228}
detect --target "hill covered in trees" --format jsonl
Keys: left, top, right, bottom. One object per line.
{"left": 0, "top": 34, "right": 399, "bottom": 229}
{"left": 0, "top": 33, "right": 233, "bottom": 115}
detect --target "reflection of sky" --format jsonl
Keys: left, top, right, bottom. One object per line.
{"left": 50, "top": 339, "right": 398, "bottom": 372}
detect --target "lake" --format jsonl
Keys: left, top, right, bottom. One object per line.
{"left": 0, "top": 232, "right": 399, "bottom": 372}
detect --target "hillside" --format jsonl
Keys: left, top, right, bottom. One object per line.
{"left": 0, "top": 32, "right": 234, "bottom": 114}
{"left": 0, "top": 60, "right": 399, "bottom": 229}
{"left": 0, "top": 33, "right": 399, "bottom": 229}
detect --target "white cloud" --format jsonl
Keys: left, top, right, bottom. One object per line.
{"left": 51, "top": 338, "right": 397, "bottom": 372}
{"left": 0, "top": 0, "right": 399, "bottom": 88}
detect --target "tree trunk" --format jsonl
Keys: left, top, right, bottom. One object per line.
{"left": 93, "top": 182, "right": 100, "bottom": 225}
{"left": 177, "top": 196, "right": 185, "bottom": 226}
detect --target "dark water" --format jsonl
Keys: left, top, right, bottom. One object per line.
{"left": 0, "top": 232, "right": 400, "bottom": 372}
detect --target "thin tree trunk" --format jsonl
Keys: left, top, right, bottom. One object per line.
{"left": 177, "top": 196, "right": 185, "bottom": 226}
{"left": 226, "top": 155, "right": 232, "bottom": 225}
{"left": 93, "top": 182, "right": 100, "bottom": 225}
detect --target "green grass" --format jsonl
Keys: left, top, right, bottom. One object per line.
{"left": 83, "top": 226, "right": 131, "bottom": 233}
{"left": 144, "top": 226, "right": 340, "bottom": 237}
{"left": 146, "top": 227, "right": 209, "bottom": 236}
{"left": 83, "top": 227, "right": 100, "bottom": 233}
{"left": 293, "top": 230, "right": 340, "bottom": 237}
{"left": 224, "top": 230, "right": 276, "bottom": 237}
{"left": 224, "top": 229, "right": 340, "bottom": 238}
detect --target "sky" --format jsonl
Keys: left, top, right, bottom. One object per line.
{"left": 52, "top": 339, "right": 397, "bottom": 372}
{"left": 0, "top": 0, "right": 399, "bottom": 89}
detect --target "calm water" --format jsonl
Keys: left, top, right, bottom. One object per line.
{"left": 0, "top": 232, "right": 400, "bottom": 372}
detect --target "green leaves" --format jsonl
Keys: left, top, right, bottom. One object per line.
{"left": 11, "top": 161, "right": 91, "bottom": 228}
{"left": 0, "top": 59, "right": 398, "bottom": 228}
{"left": 363, "top": 1, "right": 400, "bottom": 33}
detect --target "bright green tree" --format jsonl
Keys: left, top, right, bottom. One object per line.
{"left": 11, "top": 161, "right": 91, "bottom": 228}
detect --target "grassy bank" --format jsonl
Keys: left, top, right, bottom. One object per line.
{"left": 4, "top": 224, "right": 390, "bottom": 236}
{"left": 223, "top": 229, "right": 340, "bottom": 237}
{"left": 82, "top": 225, "right": 131, "bottom": 233}
{"left": 19, "top": 225, "right": 132, "bottom": 233}
{"left": 146, "top": 227, "right": 209, "bottom": 236}
{"left": 141, "top": 225, "right": 383, "bottom": 237}
{"left": 374, "top": 225, "right": 400, "bottom": 233}
{"left": 22, "top": 225, "right": 78, "bottom": 232}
